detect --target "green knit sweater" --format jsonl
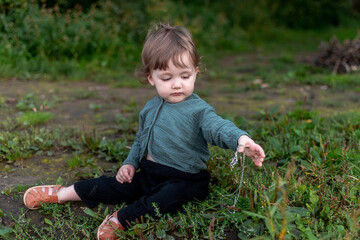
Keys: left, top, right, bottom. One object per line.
{"left": 122, "top": 94, "right": 248, "bottom": 174}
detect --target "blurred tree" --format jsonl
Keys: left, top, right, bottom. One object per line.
{"left": 0, "top": 0, "right": 28, "bottom": 14}
{"left": 36, "top": 0, "right": 100, "bottom": 12}
{"left": 0, "top": 0, "right": 359, "bottom": 70}
{"left": 352, "top": 0, "right": 360, "bottom": 11}
{"left": 268, "top": 0, "right": 354, "bottom": 29}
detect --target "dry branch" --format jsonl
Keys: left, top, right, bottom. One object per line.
{"left": 313, "top": 33, "right": 360, "bottom": 74}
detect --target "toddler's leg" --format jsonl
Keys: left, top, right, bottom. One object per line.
{"left": 73, "top": 175, "right": 144, "bottom": 208}
{"left": 71, "top": 174, "right": 146, "bottom": 240}
{"left": 57, "top": 185, "right": 81, "bottom": 202}
{"left": 115, "top": 171, "right": 210, "bottom": 229}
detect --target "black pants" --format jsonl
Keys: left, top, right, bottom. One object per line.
{"left": 74, "top": 160, "right": 210, "bottom": 228}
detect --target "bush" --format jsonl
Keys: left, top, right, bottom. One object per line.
{"left": 0, "top": 0, "right": 359, "bottom": 79}
{"left": 268, "top": 0, "right": 356, "bottom": 29}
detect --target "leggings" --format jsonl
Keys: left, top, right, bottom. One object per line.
{"left": 74, "top": 159, "right": 210, "bottom": 228}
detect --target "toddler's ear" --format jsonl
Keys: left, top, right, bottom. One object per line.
{"left": 147, "top": 73, "right": 154, "bottom": 86}
{"left": 195, "top": 66, "right": 199, "bottom": 74}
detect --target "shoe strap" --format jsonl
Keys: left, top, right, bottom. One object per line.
{"left": 103, "top": 211, "right": 125, "bottom": 231}
{"left": 41, "top": 185, "right": 62, "bottom": 203}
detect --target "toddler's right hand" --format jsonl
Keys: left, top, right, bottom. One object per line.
{"left": 116, "top": 164, "right": 135, "bottom": 183}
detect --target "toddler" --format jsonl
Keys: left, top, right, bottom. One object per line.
{"left": 23, "top": 23, "right": 265, "bottom": 240}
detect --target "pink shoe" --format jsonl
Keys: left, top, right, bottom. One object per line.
{"left": 97, "top": 211, "right": 125, "bottom": 240}
{"left": 23, "top": 185, "right": 66, "bottom": 210}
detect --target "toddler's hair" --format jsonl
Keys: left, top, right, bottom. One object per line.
{"left": 138, "top": 23, "right": 200, "bottom": 82}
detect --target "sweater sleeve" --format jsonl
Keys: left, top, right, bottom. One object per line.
{"left": 199, "top": 106, "right": 249, "bottom": 151}
{"left": 122, "top": 113, "right": 144, "bottom": 170}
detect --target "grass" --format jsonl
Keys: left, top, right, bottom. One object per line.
{"left": 0, "top": 103, "right": 359, "bottom": 239}
{"left": 16, "top": 111, "right": 53, "bottom": 126}
{"left": 1, "top": 44, "right": 359, "bottom": 239}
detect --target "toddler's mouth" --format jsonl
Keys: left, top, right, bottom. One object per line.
{"left": 171, "top": 92, "right": 183, "bottom": 96}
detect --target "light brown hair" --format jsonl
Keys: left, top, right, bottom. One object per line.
{"left": 138, "top": 23, "right": 200, "bottom": 83}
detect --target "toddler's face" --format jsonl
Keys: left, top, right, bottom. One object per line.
{"left": 147, "top": 53, "right": 198, "bottom": 103}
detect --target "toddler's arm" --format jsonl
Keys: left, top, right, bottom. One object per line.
{"left": 237, "top": 135, "right": 265, "bottom": 167}
{"left": 116, "top": 164, "right": 135, "bottom": 183}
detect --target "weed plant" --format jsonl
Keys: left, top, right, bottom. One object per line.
{"left": 16, "top": 111, "right": 54, "bottom": 126}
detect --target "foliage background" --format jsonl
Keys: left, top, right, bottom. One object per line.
{"left": 0, "top": 0, "right": 359, "bottom": 80}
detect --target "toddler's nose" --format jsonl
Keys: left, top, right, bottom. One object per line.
{"left": 172, "top": 78, "right": 181, "bottom": 88}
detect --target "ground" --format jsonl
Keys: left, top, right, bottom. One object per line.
{"left": 0, "top": 53, "right": 359, "bottom": 239}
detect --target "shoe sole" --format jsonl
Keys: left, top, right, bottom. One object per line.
{"left": 97, "top": 215, "right": 111, "bottom": 240}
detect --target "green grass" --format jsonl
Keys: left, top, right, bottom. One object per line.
{"left": 16, "top": 111, "right": 54, "bottom": 126}
{"left": 1, "top": 106, "right": 359, "bottom": 239}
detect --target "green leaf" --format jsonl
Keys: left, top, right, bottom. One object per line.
{"left": 237, "top": 232, "right": 250, "bottom": 239}
{"left": 165, "top": 235, "right": 176, "bottom": 240}
{"left": 286, "top": 207, "right": 308, "bottom": 217}
{"left": 336, "top": 225, "right": 346, "bottom": 235}
{"left": 104, "top": 207, "right": 109, "bottom": 217}
{"left": 83, "top": 208, "right": 98, "bottom": 218}
{"left": 200, "top": 213, "right": 218, "bottom": 219}
{"left": 309, "top": 190, "right": 319, "bottom": 206}
{"left": 293, "top": 128, "right": 302, "bottom": 137}
{"left": 56, "top": 176, "right": 63, "bottom": 186}
{"left": 0, "top": 226, "right": 12, "bottom": 237}
{"left": 244, "top": 235, "right": 272, "bottom": 240}
{"left": 44, "top": 218, "right": 53, "bottom": 226}
{"left": 310, "top": 148, "right": 321, "bottom": 164}
{"left": 298, "top": 185, "right": 307, "bottom": 195}
{"left": 232, "top": 212, "right": 248, "bottom": 221}
{"left": 156, "top": 229, "right": 166, "bottom": 238}
{"left": 236, "top": 197, "right": 250, "bottom": 210}
{"left": 270, "top": 138, "right": 282, "bottom": 154}
{"left": 289, "top": 145, "right": 301, "bottom": 153}
{"left": 264, "top": 218, "right": 275, "bottom": 237}
{"left": 173, "top": 230, "right": 186, "bottom": 237}
{"left": 0, "top": 208, "right": 5, "bottom": 217}
{"left": 349, "top": 186, "right": 358, "bottom": 198}
{"left": 303, "top": 227, "right": 318, "bottom": 240}
{"left": 301, "top": 160, "right": 312, "bottom": 169}
{"left": 242, "top": 210, "right": 266, "bottom": 219}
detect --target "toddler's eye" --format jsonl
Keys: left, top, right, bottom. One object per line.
{"left": 182, "top": 75, "right": 190, "bottom": 79}
{"left": 161, "top": 78, "right": 171, "bottom": 81}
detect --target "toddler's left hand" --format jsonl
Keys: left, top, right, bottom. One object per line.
{"left": 237, "top": 135, "right": 265, "bottom": 167}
